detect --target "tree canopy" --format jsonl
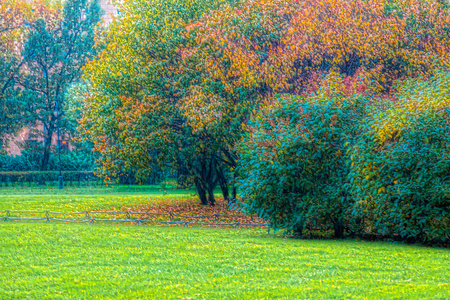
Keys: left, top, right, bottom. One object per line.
{"left": 81, "top": 0, "right": 240, "bottom": 205}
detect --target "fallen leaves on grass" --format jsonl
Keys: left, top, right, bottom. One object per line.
{"left": 99, "top": 198, "right": 267, "bottom": 228}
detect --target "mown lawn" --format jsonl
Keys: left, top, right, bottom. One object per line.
{"left": 0, "top": 186, "right": 449, "bottom": 299}
{"left": 0, "top": 223, "right": 449, "bottom": 299}
{"left": 0, "top": 184, "right": 198, "bottom": 212}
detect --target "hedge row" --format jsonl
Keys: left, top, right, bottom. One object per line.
{"left": 0, "top": 170, "right": 166, "bottom": 187}
{"left": 0, "top": 150, "right": 95, "bottom": 172}
{"left": 0, "top": 171, "right": 101, "bottom": 187}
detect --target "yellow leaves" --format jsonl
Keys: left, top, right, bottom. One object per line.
{"left": 372, "top": 71, "right": 450, "bottom": 144}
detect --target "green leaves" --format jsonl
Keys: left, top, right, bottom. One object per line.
{"left": 237, "top": 93, "right": 368, "bottom": 237}
{"left": 238, "top": 71, "right": 450, "bottom": 244}
{"left": 347, "top": 73, "right": 450, "bottom": 243}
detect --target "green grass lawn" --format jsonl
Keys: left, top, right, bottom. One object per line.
{"left": 0, "top": 186, "right": 449, "bottom": 299}
{"left": 0, "top": 185, "right": 198, "bottom": 212}
{"left": 1, "top": 223, "right": 449, "bottom": 299}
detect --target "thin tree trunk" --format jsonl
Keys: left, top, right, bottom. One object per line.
{"left": 204, "top": 155, "right": 216, "bottom": 206}
{"left": 40, "top": 126, "right": 53, "bottom": 171}
{"left": 231, "top": 171, "right": 237, "bottom": 200}
{"left": 207, "top": 185, "right": 215, "bottom": 206}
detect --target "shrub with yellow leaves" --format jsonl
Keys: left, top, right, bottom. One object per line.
{"left": 348, "top": 71, "right": 450, "bottom": 243}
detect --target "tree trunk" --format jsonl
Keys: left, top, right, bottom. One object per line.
{"left": 194, "top": 178, "right": 208, "bottom": 205}
{"left": 231, "top": 171, "right": 237, "bottom": 201}
{"left": 216, "top": 168, "right": 229, "bottom": 202}
{"left": 207, "top": 185, "right": 215, "bottom": 206}
{"left": 204, "top": 155, "right": 217, "bottom": 206}
{"left": 334, "top": 220, "right": 344, "bottom": 239}
{"left": 293, "top": 221, "right": 304, "bottom": 237}
{"left": 40, "top": 126, "right": 53, "bottom": 171}
{"left": 334, "top": 193, "right": 348, "bottom": 238}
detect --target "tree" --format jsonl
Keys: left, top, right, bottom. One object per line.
{"left": 18, "top": 0, "right": 101, "bottom": 170}
{"left": 0, "top": 41, "right": 23, "bottom": 149}
{"left": 80, "top": 0, "right": 237, "bottom": 205}
{"left": 178, "top": 0, "right": 450, "bottom": 207}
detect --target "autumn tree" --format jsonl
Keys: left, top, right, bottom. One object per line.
{"left": 179, "top": 0, "right": 450, "bottom": 116}
{"left": 179, "top": 0, "right": 450, "bottom": 207}
{"left": 81, "top": 0, "right": 238, "bottom": 205}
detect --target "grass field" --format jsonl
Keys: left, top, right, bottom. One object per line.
{"left": 0, "top": 184, "right": 197, "bottom": 212}
{"left": 1, "top": 186, "right": 449, "bottom": 299}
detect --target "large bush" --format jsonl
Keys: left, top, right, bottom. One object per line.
{"left": 348, "top": 72, "right": 450, "bottom": 243}
{"left": 237, "top": 74, "right": 370, "bottom": 237}
{"left": 238, "top": 71, "right": 450, "bottom": 244}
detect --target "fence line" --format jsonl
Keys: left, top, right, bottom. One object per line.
{"left": 1, "top": 209, "right": 268, "bottom": 228}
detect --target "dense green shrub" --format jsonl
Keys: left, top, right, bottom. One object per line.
{"left": 50, "top": 150, "right": 96, "bottom": 171}
{"left": 0, "top": 154, "right": 30, "bottom": 171}
{"left": 348, "top": 74, "right": 450, "bottom": 243}
{"left": 237, "top": 71, "right": 450, "bottom": 244}
{"left": 237, "top": 93, "right": 369, "bottom": 237}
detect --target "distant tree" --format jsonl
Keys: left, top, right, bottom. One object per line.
{"left": 64, "top": 82, "right": 88, "bottom": 135}
{"left": 0, "top": 45, "right": 22, "bottom": 149}
{"left": 18, "top": 0, "right": 101, "bottom": 170}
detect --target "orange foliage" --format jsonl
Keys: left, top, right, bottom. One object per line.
{"left": 80, "top": 0, "right": 450, "bottom": 205}
{"left": 184, "top": 0, "right": 450, "bottom": 97}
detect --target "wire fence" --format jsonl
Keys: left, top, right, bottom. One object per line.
{"left": 0, "top": 209, "right": 269, "bottom": 228}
